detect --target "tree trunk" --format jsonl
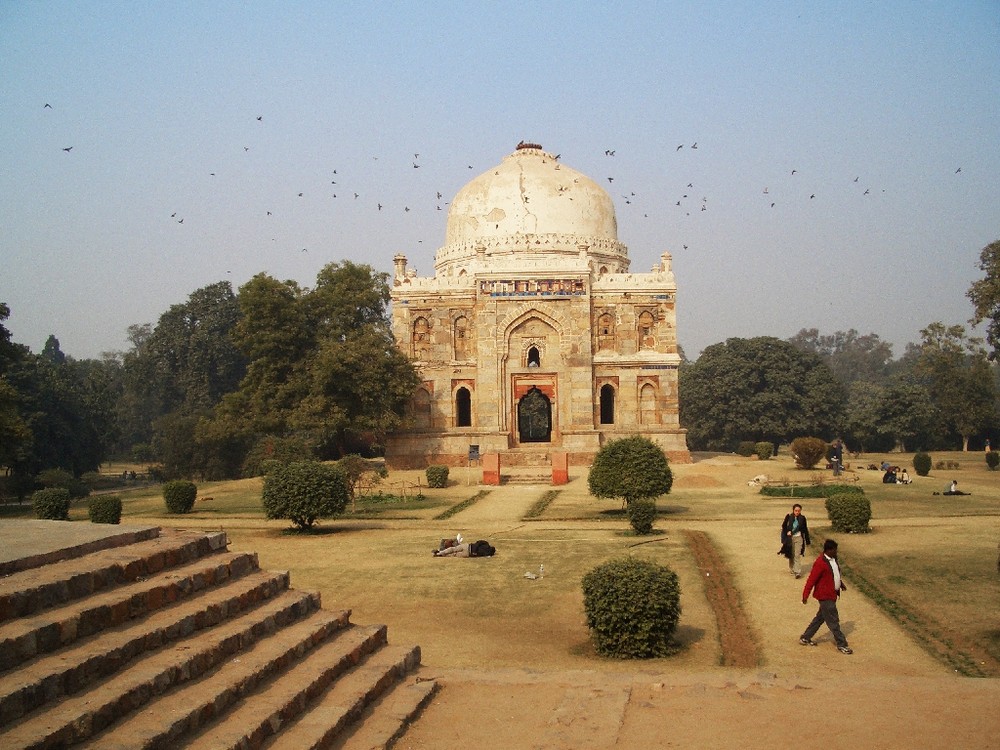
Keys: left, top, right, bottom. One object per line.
{"left": 962, "top": 434, "right": 970, "bottom": 451}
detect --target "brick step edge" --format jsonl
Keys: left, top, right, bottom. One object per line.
{"left": 263, "top": 644, "right": 422, "bottom": 750}
{"left": 0, "top": 569, "right": 297, "bottom": 727}
{"left": 336, "top": 678, "right": 438, "bottom": 750}
{"left": 0, "top": 601, "right": 348, "bottom": 749}
{"left": 0, "top": 530, "right": 228, "bottom": 623}
{"left": 0, "top": 550, "right": 259, "bottom": 671}
{"left": 99, "top": 622, "right": 386, "bottom": 750}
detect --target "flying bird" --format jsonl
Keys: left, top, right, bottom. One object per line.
{"left": 810, "top": 194, "right": 815, "bottom": 199}
{"left": 243, "top": 146, "right": 249, "bottom": 152}
{"left": 61, "top": 146, "right": 72, "bottom": 152}
{"left": 354, "top": 192, "right": 359, "bottom": 199}
{"left": 378, "top": 203, "right": 382, "bottom": 211}
{"left": 256, "top": 116, "right": 262, "bottom": 121}
{"left": 676, "top": 144, "right": 683, "bottom": 151}
{"left": 607, "top": 177, "right": 614, "bottom": 183}
{"left": 605, "top": 149, "right": 615, "bottom": 156}
{"left": 955, "top": 167, "right": 962, "bottom": 173}
{"left": 691, "top": 142, "right": 698, "bottom": 149}
{"left": 298, "top": 192, "right": 303, "bottom": 197}
{"left": 413, "top": 163, "right": 420, "bottom": 168}
{"left": 43, "top": 103, "right": 52, "bottom": 109}
{"left": 404, "top": 206, "right": 410, "bottom": 212}
{"left": 864, "top": 189, "right": 870, "bottom": 195}
{"left": 791, "top": 169, "right": 797, "bottom": 175}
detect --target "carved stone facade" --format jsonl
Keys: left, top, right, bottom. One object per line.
{"left": 385, "top": 144, "right": 690, "bottom": 468}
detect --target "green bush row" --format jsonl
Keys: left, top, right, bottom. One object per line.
{"left": 825, "top": 492, "right": 872, "bottom": 533}
{"left": 425, "top": 465, "right": 450, "bottom": 488}
{"left": 760, "top": 484, "right": 864, "bottom": 498}
{"left": 627, "top": 499, "right": 657, "bottom": 535}
{"left": 88, "top": 495, "right": 122, "bottom": 524}
{"left": 163, "top": 480, "right": 197, "bottom": 514}
{"left": 32, "top": 487, "right": 71, "bottom": 520}
{"left": 582, "top": 557, "right": 681, "bottom": 659}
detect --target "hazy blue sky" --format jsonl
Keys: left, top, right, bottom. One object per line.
{"left": 3, "top": 1, "right": 998, "bottom": 360}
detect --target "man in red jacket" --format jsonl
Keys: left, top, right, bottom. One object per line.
{"left": 799, "top": 538, "right": 853, "bottom": 654}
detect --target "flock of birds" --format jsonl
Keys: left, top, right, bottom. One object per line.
{"left": 44, "top": 103, "right": 965, "bottom": 262}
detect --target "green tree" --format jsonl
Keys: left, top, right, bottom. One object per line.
{"left": 204, "top": 262, "right": 419, "bottom": 472}
{"left": 913, "top": 323, "right": 997, "bottom": 451}
{"left": 844, "top": 380, "right": 937, "bottom": 452}
{"left": 588, "top": 436, "right": 673, "bottom": 507}
{"left": 967, "top": 239, "right": 1000, "bottom": 360}
{"left": 680, "top": 337, "right": 846, "bottom": 451}
{"left": 0, "top": 305, "right": 31, "bottom": 473}
{"left": 121, "top": 281, "right": 245, "bottom": 451}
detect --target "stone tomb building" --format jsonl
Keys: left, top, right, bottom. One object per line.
{"left": 386, "top": 143, "right": 690, "bottom": 468}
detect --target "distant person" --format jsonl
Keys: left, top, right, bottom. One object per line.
{"left": 898, "top": 469, "right": 911, "bottom": 485}
{"left": 943, "top": 480, "right": 969, "bottom": 496}
{"left": 831, "top": 438, "right": 844, "bottom": 476}
{"left": 800, "top": 538, "right": 852, "bottom": 654}
{"left": 882, "top": 468, "right": 897, "bottom": 484}
{"left": 779, "top": 503, "right": 811, "bottom": 578}
{"left": 986, "top": 439, "right": 991, "bottom": 452}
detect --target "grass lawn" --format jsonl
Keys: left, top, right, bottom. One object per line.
{"left": 3, "top": 450, "right": 998, "bottom": 676}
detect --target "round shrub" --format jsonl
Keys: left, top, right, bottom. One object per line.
{"left": 754, "top": 441, "right": 773, "bottom": 461}
{"left": 986, "top": 452, "right": 999, "bottom": 471}
{"left": 88, "top": 495, "right": 122, "bottom": 524}
{"left": 162, "top": 480, "right": 197, "bottom": 514}
{"left": 736, "top": 441, "right": 756, "bottom": 457}
{"left": 825, "top": 492, "right": 872, "bottom": 534}
{"left": 32, "top": 487, "right": 71, "bottom": 520}
{"left": 582, "top": 557, "right": 681, "bottom": 658}
{"left": 425, "top": 465, "right": 450, "bottom": 489}
{"left": 627, "top": 498, "right": 657, "bottom": 535}
{"left": 913, "top": 452, "right": 932, "bottom": 476}
{"left": 790, "top": 437, "right": 828, "bottom": 469}
{"left": 588, "top": 436, "right": 672, "bottom": 505}
{"left": 262, "top": 461, "right": 349, "bottom": 530}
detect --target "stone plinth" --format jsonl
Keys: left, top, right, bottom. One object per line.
{"left": 551, "top": 451, "right": 568, "bottom": 485}
{"left": 482, "top": 454, "right": 501, "bottom": 485}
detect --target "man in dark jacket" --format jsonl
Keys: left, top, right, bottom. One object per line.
{"left": 780, "top": 503, "right": 811, "bottom": 578}
{"left": 800, "top": 538, "right": 852, "bottom": 654}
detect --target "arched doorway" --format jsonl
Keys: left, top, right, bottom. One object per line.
{"left": 455, "top": 387, "right": 472, "bottom": 427}
{"left": 599, "top": 383, "right": 615, "bottom": 424}
{"left": 518, "top": 386, "right": 551, "bottom": 442}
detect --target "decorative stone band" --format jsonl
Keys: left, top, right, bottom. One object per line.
{"left": 434, "top": 232, "right": 628, "bottom": 268}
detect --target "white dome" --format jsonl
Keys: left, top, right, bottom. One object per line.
{"left": 434, "top": 144, "right": 628, "bottom": 275}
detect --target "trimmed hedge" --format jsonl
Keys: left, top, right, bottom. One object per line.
{"left": 88, "top": 494, "right": 122, "bottom": 524}
{"left": 736, "top": 441, "right": 756, "bottom": 457}
{"left": 825, "top": 492, "right": 872, "bottom": 533}
{"left": 754, "top": 442, "right": 773, "bottom": 461}
{"left": 627, "top": 499, "right": 657, "bottom": 535}
{"left": 163, "top": 480, "right": 197, "bottom": 514}
{"left": 986, "top": 452, "right": 999, "bottom": 471}
{"left": 425, "top": 465, "right": 450, "bottom": 488}
{"left": 913, "top": 452, "right": 932, "bottom": 476}
{"left": 582, "top": 557, "right": 681, "bottom": 659}
{"left": 761, "top": 484, "right": 864, "bottom": 499}
{"left": 32, "top": 487, "right": 71, "bottom": 520}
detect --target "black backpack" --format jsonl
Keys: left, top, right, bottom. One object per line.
{"left": 470, "top": 540, "right": 495, "bottom": 557}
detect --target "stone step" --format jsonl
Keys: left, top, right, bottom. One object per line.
{"left": 0, "top": 524, "right": 161, "bottom": 578}
{"left": 0, "top": 528, "right": 227, "bottom": 623}
{"left": 0, "top": 550, "right": 259, "bottom": 672}
{"left": 0, "top": 567, "right": 296, "bottom": 726}
{"left": 81, "top": 621, "right": 386, "bottom": 750}
{"left": 331, "top": 677, "right": 438, "bottom": 750}
{"left": 256, "top": 643, "right": 422, "bottom": 750}
{"left": 0, "top": 601, "right": 350, "bottom": 750}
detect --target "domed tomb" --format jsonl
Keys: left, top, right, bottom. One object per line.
{"left": 435, "top": 143, "right": 629, "bottom": 276}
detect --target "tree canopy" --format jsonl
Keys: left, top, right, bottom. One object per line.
{"left": 680, "top": 336, "right": 846, "bottom": 451}
{"left": 967, "top": 239, "right": 1000, "bottom": 361}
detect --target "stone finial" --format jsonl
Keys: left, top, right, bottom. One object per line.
{"left": 393, "top": 254, "right": 408, "bottom": 280}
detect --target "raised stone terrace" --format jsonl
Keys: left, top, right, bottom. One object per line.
{"left": 0, "top": 520, "right": 433, "bottom": 750}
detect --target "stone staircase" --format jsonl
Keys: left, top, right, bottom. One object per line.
{"left": 0, "top": 525, "right": 435, "bottom": 750}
